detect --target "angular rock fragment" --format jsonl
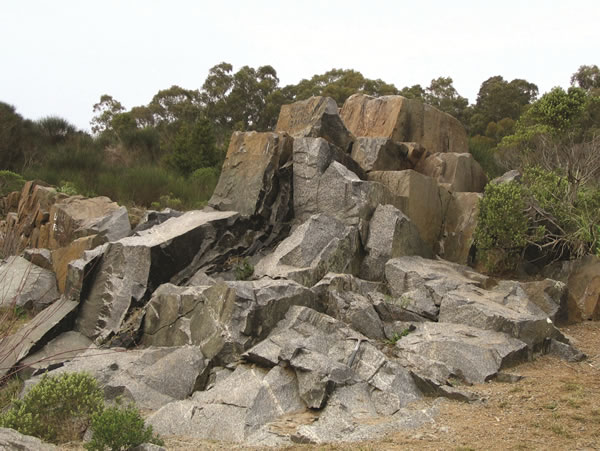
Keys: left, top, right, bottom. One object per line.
{"left": 360, "top": 204, "right": 432, "bottom": 281}
{"left": 369, "top": 170, "right": 450, "bottom": 249}
{"left": 0, "top": 427, "right": 57, "bottom": 450}
{"left": 276, "top": 96, "right": 354, "bottom": 151}
{"left": 392, "top": 322, "right": 529, "bottom": 384}
{"left": 438, "top": 192, "right": 481, "bottom": 265}
{"left": 75, "top": 210, "right": 238, "bottom": 340}
{"left": 209, "top": 131, "right": 293, "bottom": 223}
{"left": 350, "top": 137, "right": 413, "bottom": 173}
{"left": 0, "top": 256, "right": 59, "bottom": 311}
{"left": 254, "top": 214, "right": 361, "bottom": 287}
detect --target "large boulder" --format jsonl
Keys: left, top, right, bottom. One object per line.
{"left": 24, "top": 346, "right": 207, "bottom": 410}
{"left": 392, "top": 322, "right": 529, "bottom": 384}
{"left": 254, "top": 214, "right": 361, "bottom": 287}
{"left": 415, "top": 152, "right": 488, "bottom": 193}
{"left": 340, "top": 94, "right": 468, "bottom": 154}
{"left": 543, "top": 255, "right": 600, "bottom": 321}
{"left": 142, "top": 279, "right": 318, "bottom": 365}
{"left": 360, "top": 204, "right": 432, "bottom": 281}
{"left": 368, "top": 170, "right": 450, "bottom": 249}
{"left": 0, "top": 256, "right": 59, "bottom": 311}
{"left": 275, "top": 96, "right": 354, "bottom": 152}
{"left": 0, "top": 427, "right": 57, "bottom": 450}
{"left": 209, "top": 131, "right": 293, "bottom": 223}
{"left": 350, "top": 137, "right": 413, "bottom": 173}
{"left": 74, "top": 210, "right": 239, "bottom": 340}
{"left": 438, "top": 192, "right": 481, "bottom": 265}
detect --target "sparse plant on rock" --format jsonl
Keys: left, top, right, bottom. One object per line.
{"left": 233, "top": 257, "right": 254, "bottom": 280}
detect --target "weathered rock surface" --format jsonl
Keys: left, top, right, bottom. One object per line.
{"left": 361, "top": 204, "right": 432, "bottom": 281}
{"left": 439, "top": 192, "right": 481, "bottom": 264}
{"left": 142, "top": 279, "right": 318, "bottom": 364}
{"left": 75, "top": 210, "right": 238, "bottom": 340}
{"left": 340, "top": 94, "right": 468, "bottom": 154}
{"left": 368, "top": 170, "right": 450, "bottom": 249}
{"left": 276, "top": 96, "right": 354, "bottom": 152}
{"left": 416, "top": 152, "right": 487, "bottom": 193}
{"left": 543, "top": 255, "right": 600, "bottom": 321}
{"left": 51, "top": 234, "right": 103, "bottom": 293}
{"left": 22, "top": 247, "right": 53, "bottom": 270}
{"left": 0, "top": 256, "right": 59, "bottom": 311}
{"left": 293, "top": 137, "right": 365, "bottom": 223}
{"left": 392, "top": 322, "right": 529, "bottom": 384}
{"left": 520, "top": 278, "right": 568, "bottom": 324}
{"left": 24, "top": 346, "right": 207, "bottom": 410}
{"left": 209, "top": 131, "right": 293, "bottom": 223}
{"left": 0, "top": 427, "right": 57, "bottom": 450}
{"left": 350, "top": 137, "right": 413, "bottom": 173}
{"left": 0, "top": 298, "right": 78, "bottom": 379}
{"left": 254, "top": 214, "right": 361, "bottom": 287}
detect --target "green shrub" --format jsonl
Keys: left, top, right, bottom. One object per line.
{"left": 85, "top": 403, "right": 163, "bottom": 451}
{"left": 0, "top": 372, "right": 104, "bottom": 443}
{"left": 0, "top": 170, "right": 26, "bottom": 196}
{"left": 233, "top": 258, "right": 254, "bottom": 280}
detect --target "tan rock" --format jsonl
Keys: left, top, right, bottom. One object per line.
{"left": 52, "top": 235, "right": 103, "bottom": 293}
{"left": 340, "top": 94, "right": 468, "bottom": 154}
{"left": 209, "top": 131, "right": 293, "bottom": 219}
{"left": 439, "top": 192, "right": 482, "bottom": 264}
{"left": 368, "top": 170, "right": 450, "bottom": 250}
{"left": 275, "top": 96, "right": 354, "bottom": 151}
{"left": 416, "top": 152, "right": 488, "bottom": 193}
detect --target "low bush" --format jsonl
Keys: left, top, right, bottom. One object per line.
{"left": 0, "top": 170, "right": 26, "bottom": 196}
{"left": 85, "top": 403, "right": 164, "bottom": 451}
{"left": 0, "top": 372, "right": 104, "bottom": 443}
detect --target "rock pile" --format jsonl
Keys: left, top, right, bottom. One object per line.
{"left": 0, "top": 94, "right": 592, "bottom": 447}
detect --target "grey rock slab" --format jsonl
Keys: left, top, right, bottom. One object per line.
{"left": 312, "top": 272, "right": 387, "bottom": 299}
{"left": 547, "top": 339, "right": 586, "bottom": 362}
{"left": 76, "top": 205, "right": 131, "bottom": 243}
{"left": 0, "top": 427, "right": 57, "bottom": 450}
{"left": 24, "top": 346, "right": 206, "bottom": 410}
{"left": 254, "top": 214, "right": 361, "bottom": 288}
{"left": 392, "top": 322, "right": 529, "bottom": 384}
{"left": 74, "top": 210, "right": 238, "bottom": 340}
{"left": 0, "top": 297, "right": 78, "bottom": 379}
{"left": 324, "top": 290, "right": 386, "bottom": 340}
{"left": 132, "top": 208, "right": 183, "bottom": 234}
{"left": 22, "top": 247, "right": 53, "bottom": 270}
{"left": 520, "top": 278, "right": 568, "bottom": 324}
{"left": 0, "top": 256, "right": 59, "bottom": 311}
{"left": 361, "top": 204, "right": 432, "bottom": 281}
{"left": 142, "top": 278, "right": 318, "bottom": 365}
{"left": 351, "top": 137, "right": 413, "bottom": 173}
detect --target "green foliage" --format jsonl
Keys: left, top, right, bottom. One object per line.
{"left": 57, "top": 180, "right": 80, "bottom": 196}
{"left": 36, "top": 116, "right": 76, "bottom": 145}
{"left": 85, "top": 403, "right": 163, "bottom": 451}
{"left": 424, "top": 76, "right": 469, "bottom": 123}
{"left": 0, "top": 170, "right": 25, "bottom": 196}
{"left": 165, "top": 118, "right": 218, "bottom": 175}
{"left": 233, "top": 258, "right": 254, "bottom": 280}
{"left": 474, "top": 181, "right": 529, "bottom": 271}
{"left": 0, "top": 372, "right": 104, "bottom": 443}
{"left": 469, "top": 136, "right": 503, "bottom": 179}
{"left": 384, "top": 328, "right": 413, "bottom": 345}
{"left": 0, "top": 376, "right": 24, "bottom": 412}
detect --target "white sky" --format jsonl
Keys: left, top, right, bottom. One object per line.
{"left": 1, "top": 0, "right": 598, "bottom": 131}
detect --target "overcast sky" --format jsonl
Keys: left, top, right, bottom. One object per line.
{"left": 2, "top": 0, "right": 598, "bottom": 131}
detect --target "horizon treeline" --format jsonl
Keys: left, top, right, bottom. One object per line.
{"left": 1, "top": 63, "right": 599, "bottom": 210}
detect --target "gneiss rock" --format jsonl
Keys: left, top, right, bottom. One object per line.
{"left": 391, "top": 322, "right": 529, "bottom": 384}
{"left": 340, "top": 94, "right": 468, "bottom": 154}
{"left": 254, "top": 214, "right": 361, "bottom": 287}
{"left": 142, "top": 278, "right": 318, "bottom": 365}
{"left": 75, "top": 210, "right": 238, "bottom": 341}
{"left": 0, "top": 256, "right": 59, "bottom": 311}
{"left": 209, "top": 131, "right": 293, "bottom": 224}
{"left": 24, "top": 346, "right": 207, "bottom": 410}
{"left": 360, "top": 204, "right": 432, "bottom": 281}
{"left": 276, "top": 96, "right": 354, "bottom": 152}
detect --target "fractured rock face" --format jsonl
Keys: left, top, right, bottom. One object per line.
{"left": 350, "top": 137, "right": 413, "bottom": 173}
{"left": 209, "top": 131, "right": 293, "bottom": 222}
{"left": 368, "top": 170, "right": 450, "bottom": 249}
{"left": 254, "top": 214, "right": 361, "bottom": 287}
{"left": 75, "top": 210, "right": 239, "bottom": 340}
{"left": 0, "top": 256, "right": 59, "bottom": 311}
{"left": 142, "top": 278, "right": 318, "bottom": 365}
{"left": 439, "top": 192, "right": 481, "bottom": 265}
{"left": 0, "top": 427, "right": 57, "bottom": 450}
{"left": 276, "top": 96, "right": 354, "bottom": 152}
{"left": 416, "top": 152, "right": 488, "bottom": 193}
{"left": 360, "top": 204, "right": 432, "bottom": 281}
{"left": 340, "top": 94, "right": 468, "bottom": 154}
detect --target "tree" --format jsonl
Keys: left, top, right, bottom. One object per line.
{"left": 571, "top": 64, "right": 600, "bottom": 93}
{"left": 165, "top": 117, "right": 218, "bottom": 175}
{"left": 399, "top": 84, "right": 425, "bottom": 100}
{"left": 470, "top": 76, "right": 538, "bottom": 136}
{"left": 90, "top": 95, "right": 125, "bottom": 134}
{"left": 423, "top": 76, "right": 469, "bottom": 123}
{"left": 37, "top": 116, "right": 76, "bottom": 145}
